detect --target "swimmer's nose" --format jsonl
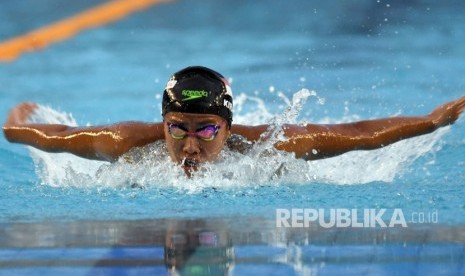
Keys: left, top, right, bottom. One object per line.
{"left": 182, "top": 136, "right": 200, "bottom": 155}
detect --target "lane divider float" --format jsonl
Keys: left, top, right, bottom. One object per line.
{"left": 0, "top": 0, "right": 172, "bottom": 62}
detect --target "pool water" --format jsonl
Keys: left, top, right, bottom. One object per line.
{"left": 1, "top": 0, "right": 465, "bottom": 274}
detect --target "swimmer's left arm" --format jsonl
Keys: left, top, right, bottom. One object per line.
{"left": 276, "top": 95, "right": 465, "bottom": 160}
{"left": 231, "top": 118, "right": 437, "bottom": 159}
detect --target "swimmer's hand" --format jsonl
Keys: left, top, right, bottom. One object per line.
{"left": 4, "top": 102, "right": 38, "bottom": 127}
{"left": 428, "top": 95, "right": 465, "bottom": 127}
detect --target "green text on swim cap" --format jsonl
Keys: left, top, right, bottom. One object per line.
{"left": 182, "top": 90, "right": 209, "bottom": 101}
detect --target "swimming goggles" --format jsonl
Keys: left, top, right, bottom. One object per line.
{"left": 166, "top": 122, "right": 222, "bottom": 142}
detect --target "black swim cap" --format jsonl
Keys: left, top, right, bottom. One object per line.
{"left": 162, "top": 66, "right": 233, "bottom": 127}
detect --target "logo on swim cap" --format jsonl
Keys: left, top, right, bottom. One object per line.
{"left": 165, "top": 79, "right": 177, "bottom": 90}
{"left": 221, "top": 78, "right": 233, "bottom": 98}
{"left": 224, "top": 99, "right": 233, "bottom": 111}
{"left": 181, "top": 90, "right": 209, "bottom": 101}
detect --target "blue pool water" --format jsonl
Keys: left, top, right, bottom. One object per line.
{"left": 1, "top": 0, "right": 465, "bottom": 274}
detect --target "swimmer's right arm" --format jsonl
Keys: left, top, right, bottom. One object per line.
{"left": 3, "top": 103, "right": 164, "bottom": 162}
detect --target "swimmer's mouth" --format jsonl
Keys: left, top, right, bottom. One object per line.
{"left": 182, "top": 158, "right": 198, "bottom": 168}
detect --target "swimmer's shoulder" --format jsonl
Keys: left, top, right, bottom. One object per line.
{"left": 120, "top": 140, "right": 167, "bottom": 164}
{"left": 231, "top": 124, "right": 268, "bottom": 141}
{"left": 226, "top": 134, "right": 254, "bottom": 154}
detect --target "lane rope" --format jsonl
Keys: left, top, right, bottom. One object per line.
{"left": 0, "top": 0, "right": 171, "bottom": 62}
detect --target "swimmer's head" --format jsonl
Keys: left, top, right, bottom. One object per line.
{"left": 162, "top": 66, "right": 233, "bottom": 128}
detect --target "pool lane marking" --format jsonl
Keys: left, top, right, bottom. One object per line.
{"left": 0, "top": 0, "right": 172, "bottom": 62}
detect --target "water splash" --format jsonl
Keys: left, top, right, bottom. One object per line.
{"left": 26, "top": 90, "right": 448, "bottom": 190}
{"left": 27, "top": 106, "right": 104, "bottom": 187}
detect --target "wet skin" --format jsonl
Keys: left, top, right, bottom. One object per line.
{"left": 163, "top": 112, "right": 230, "bottom": 174}
{"left": 3, "top": 95, "right": 465, "bottom": 175}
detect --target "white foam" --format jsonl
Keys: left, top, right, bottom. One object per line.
{"left": 27, "top": 106, "right": 104, "bottom": 187}
{"left": 26, "top": 90, "right": 447, "bottom": 190}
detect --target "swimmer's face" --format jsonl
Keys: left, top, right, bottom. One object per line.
{"left": 163, "top": 112, "right": 230, "bottom": 174}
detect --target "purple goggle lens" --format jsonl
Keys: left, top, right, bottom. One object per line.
{"left": 167, "top": 123, "right": 221, "bottom": 141}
